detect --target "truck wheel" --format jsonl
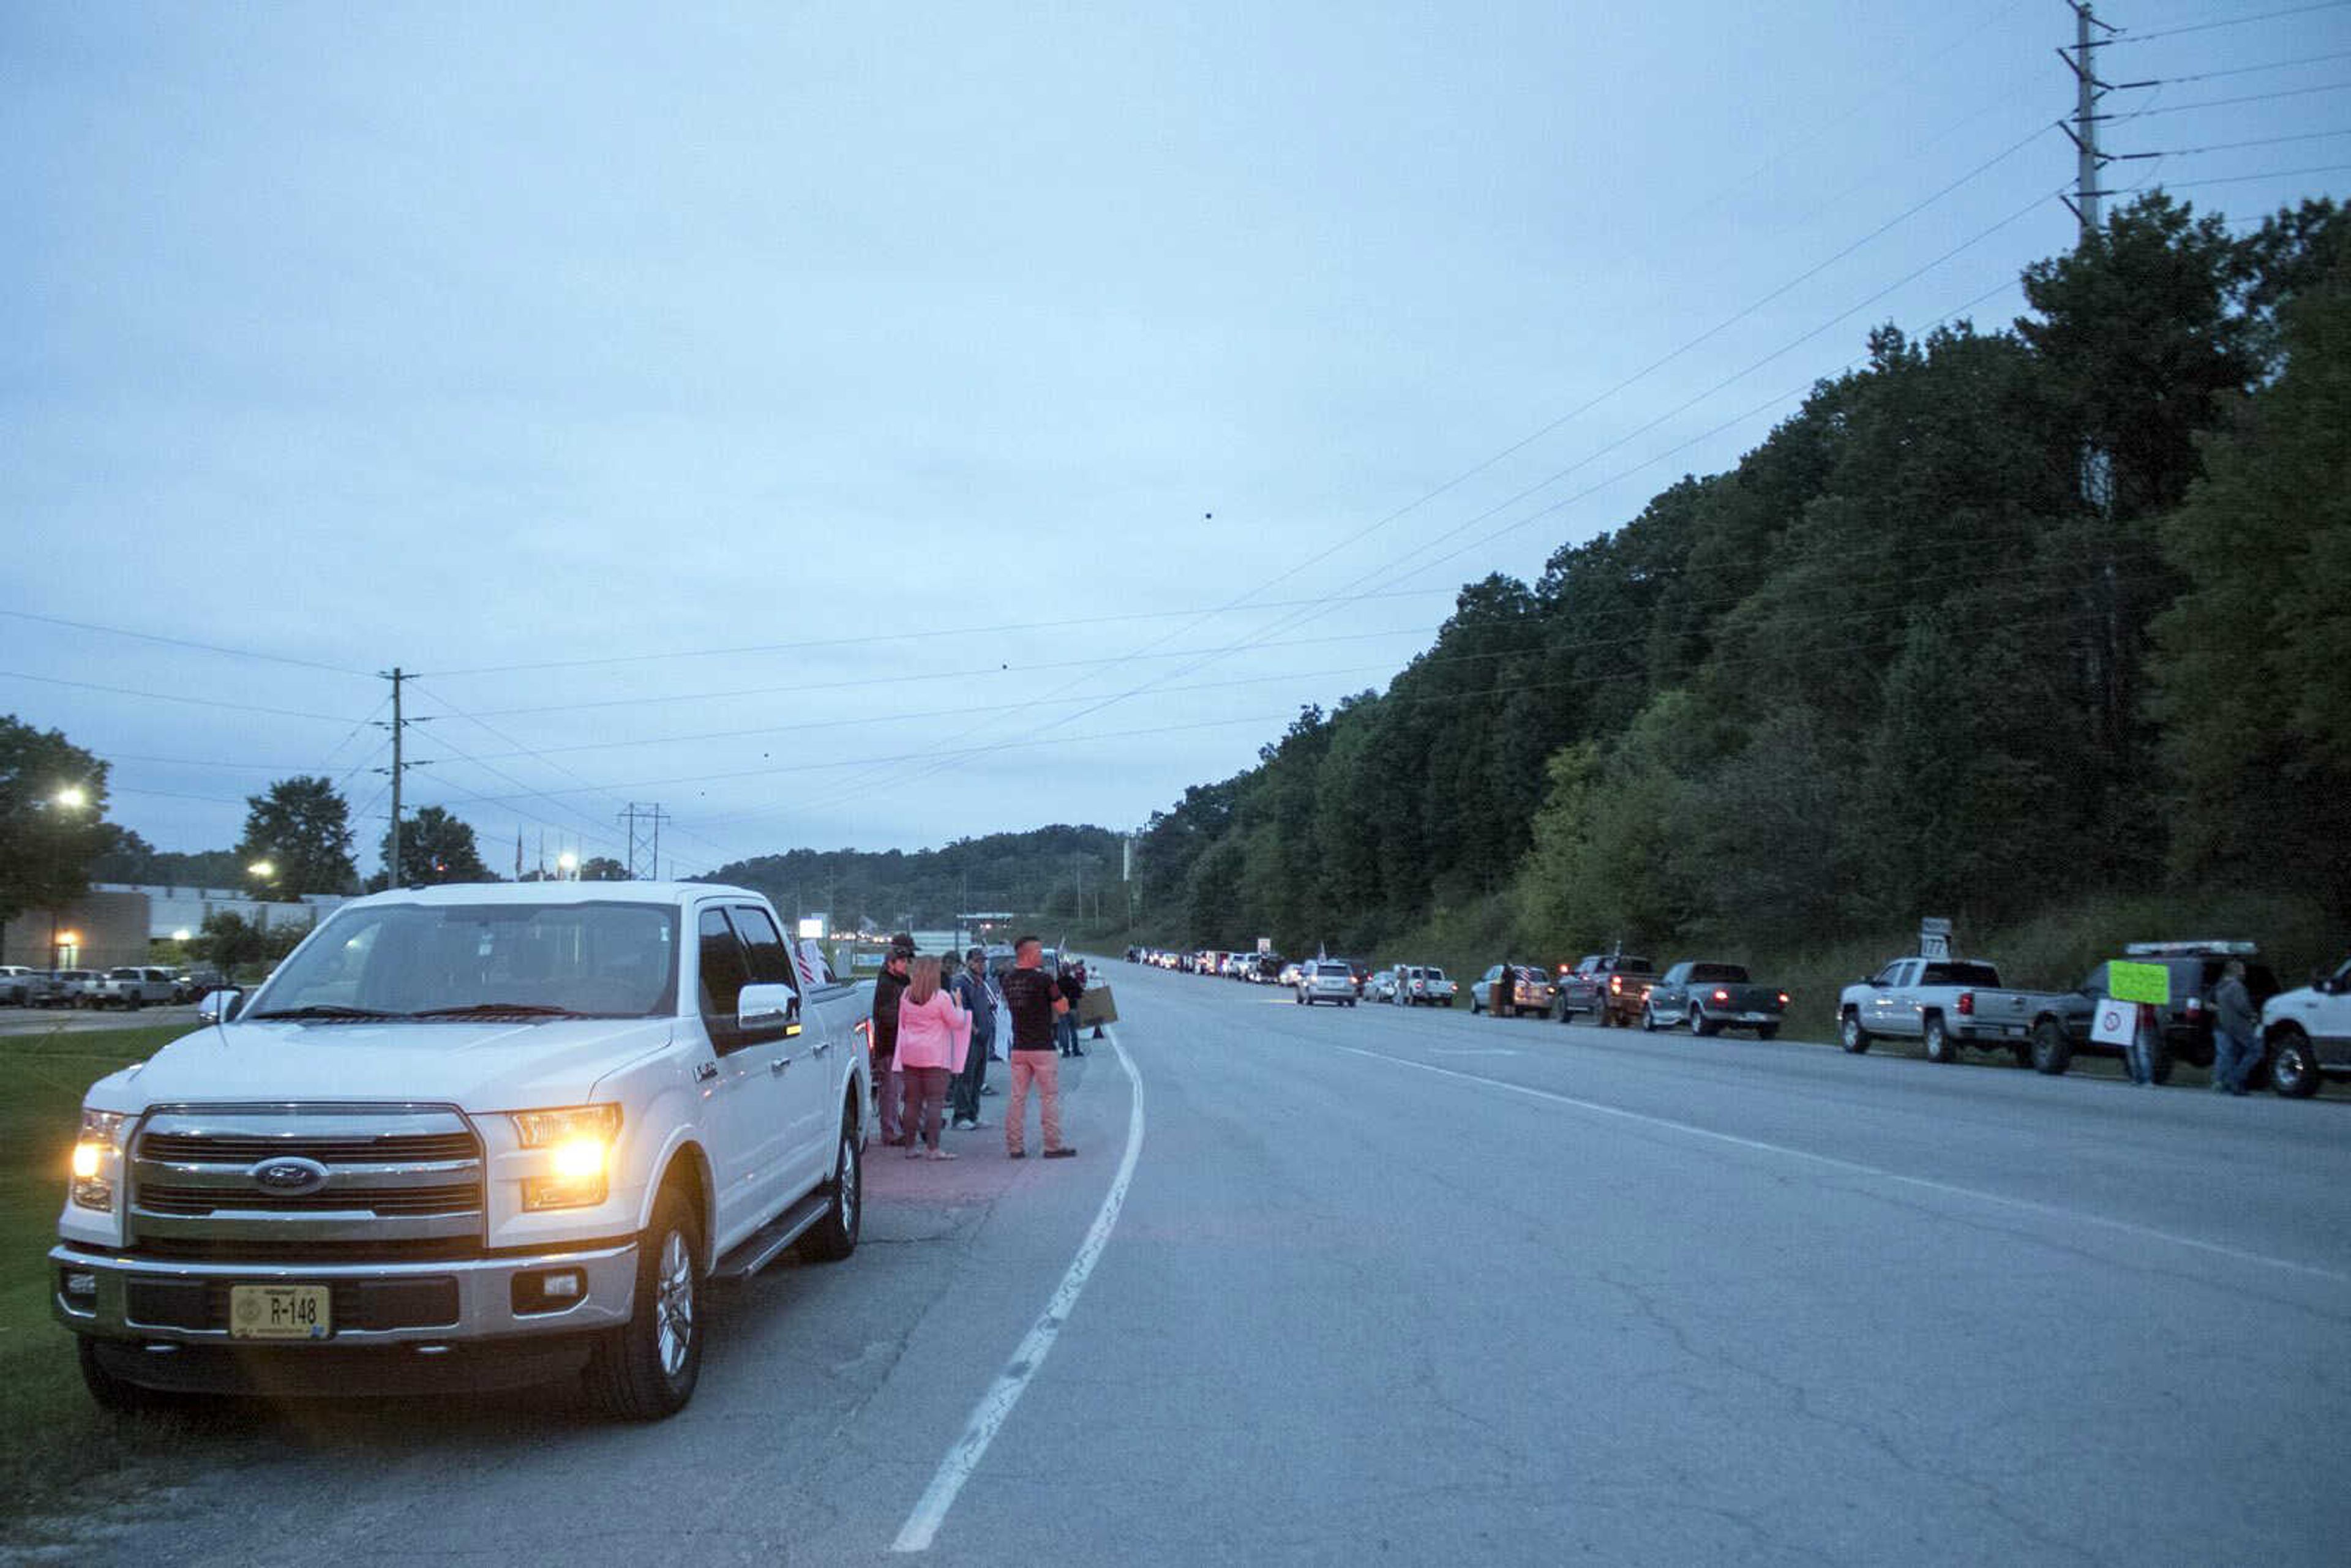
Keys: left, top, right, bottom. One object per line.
{"left": 1690, "top": 1006, "right": 1720, "bottom": 1038}
{"left": 77, "top": 1338, "right": 190, "bottom": 1415}
{"left": 801, "top": 1105, "right": 864, "bottom": 1260}
{"left": 1839, "top": 1011, "right": 1870, "bottom": 1054}
{"left": 2031, "top": 1019, "right": 2072, "bottom": 1075}
{"left": 589, "top": 1182, "right": 705, "bottom": 1420}
{"left": 1641, "top": 1004, "right": 1660, "bottom": 1032}
{"left": 1922, "top": 1016, "right": 1957, "bottom": 1064}
{"left": 1755, "top": 1024, "right": 1780, "bottom": 1041}
{"left": 2270, "top": 1029, "right": 2323, "bottom": 1098}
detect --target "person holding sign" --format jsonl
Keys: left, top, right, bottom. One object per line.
{"left": 2102, "top": 960, "right": 2172, "bottom": 1086}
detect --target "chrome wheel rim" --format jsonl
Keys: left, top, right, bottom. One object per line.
{"left": 838, "top": 1133, "right": 860, "bottom": 1236}
{"left": 654, "top": 1229, "right": 694, "bottom": 1378}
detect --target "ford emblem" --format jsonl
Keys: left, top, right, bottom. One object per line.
{"left": 250, "top": 1157, "right": 330, "bottom": 1196}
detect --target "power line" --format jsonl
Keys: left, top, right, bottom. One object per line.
{"left": 0, "top": 608, "right": 375, "bottom": 678}
{"left": 2110, "top": 1, "right": 2351, "bottom": 45}
{"left": 0, "top": 669, "right": 363, "bottom": 724}
{"left": 2098, "top": 80, "right": 2351, "bottom": 120}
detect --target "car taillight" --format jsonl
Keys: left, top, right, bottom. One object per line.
{"left": 1958, "top": 992, "right": 1974, "bottom": 1015}
{"left": 1712, "top": 989, "right": 1729, "bottom": 1003}
{"left": 1610, "top": 975, "right": 1622, "bottom": 994}
{"left": 1777, "top": 992, "right": 1790, "bottom": 1005}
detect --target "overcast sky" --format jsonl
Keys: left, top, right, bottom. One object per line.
{"left": 5, "top": 1, "right": 2345, "bottom": 883}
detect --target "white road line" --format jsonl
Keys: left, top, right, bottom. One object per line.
{"left": 1332, "top": 1042, "right": 2350, "bottom": 1286}
{"left": 891, "top": 1023, "right": 1147, "bottom": 1554}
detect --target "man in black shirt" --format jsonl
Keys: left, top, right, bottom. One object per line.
{"left": 871, "top": 935, "right": 915, "bottom": 1146}
{"left": 998, "top": 934, "right": 1075, "bottom": 1159}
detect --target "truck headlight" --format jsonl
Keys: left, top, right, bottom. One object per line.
{"left": 512, "top": 1105, "right": 621, "bottom": 1211}
{"left": 71, "top": 1109, "right": 128, "bottom": 1210}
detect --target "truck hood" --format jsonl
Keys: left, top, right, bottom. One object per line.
{"left": 118, "top": 1016, "right": 677, "bottom": 1112}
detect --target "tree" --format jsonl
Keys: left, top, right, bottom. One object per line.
{"left": 0, "top": 717, "right": 116, "bottom": 955}
{"left": 370, "top": 806, "right": 495, "bottom": 889}
{"left": 236, "top": 776, "right": 356, "bottom": 898}
{"left": 580, "top": 856, "right": 629, "bottom": 881}
{"left": 192, "top": 908, "right": 266, "bottom": 977}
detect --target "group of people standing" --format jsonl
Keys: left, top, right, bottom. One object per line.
{"left": 868, "top": 933, "right": 1085, "bottom": 1160}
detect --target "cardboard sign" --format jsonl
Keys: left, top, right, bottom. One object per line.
{"left": 1919, "top": 917, "right": 1953, "bottom": 960}
{"left": 1075, "top": 986, "right": 1118, "bottom": 1027}
{"left": 2107, "top": 961, "right": 2172, "bottom": 1006}
{"left": 2090, "top": 998, "right": 2140, "bottom": 1046}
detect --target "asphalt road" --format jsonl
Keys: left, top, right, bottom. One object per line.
{"left": 18, "top": 967, "right": 2349, "bottom": 1566}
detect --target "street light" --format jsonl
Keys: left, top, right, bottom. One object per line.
{"left": 557, "top": 851, "right": 579, "bottom": 881}
{"left": 53, "top": 785, "right": 88, "bottom": 809}
{"left": 249, "top": 860, "right": 276, "bottom": 881}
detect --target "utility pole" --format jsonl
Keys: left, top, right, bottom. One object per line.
{"left": 2056, "top": 4, "right": 2154, "bottom": 240}
{"left": 372, "top": 667, "right": 431, "bottom": 888}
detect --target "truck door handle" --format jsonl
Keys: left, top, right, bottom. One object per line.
{"left": 811, "top": 1039, "right": 832, "bottom": 1057}
{"left": 693, "top": 1060, "right": 719, "bottom": 1084}
{"left": 770, "top": 1056, "right": 792, "bottom": 1075}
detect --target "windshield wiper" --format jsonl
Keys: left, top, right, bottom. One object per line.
{"left": 247, "top": 1004, "right": 405, "bottom": 1022}
{"left": 408, "top": 1002, "right": 591, "bottom": 1019}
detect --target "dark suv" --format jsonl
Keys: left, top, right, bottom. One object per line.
{"left": 2029, "top": 942, "right": 2280, "bottom": 1084}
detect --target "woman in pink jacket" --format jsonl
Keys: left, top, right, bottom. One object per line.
{"left": 894, "top": 955, "right": 972, "bottom": 1159}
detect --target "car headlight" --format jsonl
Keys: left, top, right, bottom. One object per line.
{"left": 71, "top": 1108, "right": 129, "bottom": 1209}
{"left": 512, "top": 1105, "right": 621, "bottom": 1211}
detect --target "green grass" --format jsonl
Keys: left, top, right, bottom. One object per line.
{"left": 0, "top": 1022, "right": 200, "bottom": 1543}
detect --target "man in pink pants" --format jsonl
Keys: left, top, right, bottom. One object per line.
{"left": 996, "top": 934, "right": 1077, "bottom": 1160}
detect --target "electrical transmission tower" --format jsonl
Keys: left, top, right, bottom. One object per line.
{"left": 619, "top": 802, "right": 670, "bottom": 880}
{"left": 2057, "top": 2, "right": 2157, "bottom": 239}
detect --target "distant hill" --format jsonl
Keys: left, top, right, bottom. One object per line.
{"left": 702, "top": 824, "right": 1125, "bottom": 931}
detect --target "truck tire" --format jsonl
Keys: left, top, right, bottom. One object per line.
{"left": 801, "top": 1103, "right": 864, "bottom": 1260}
{"left": 1690, "top": 1006, "right": 1720, "bottom": 1038}
{"left": 2270, "top": 1028, "right": 2323, "bottom": 1098}
{"left": 1642, "top": 1004, "right": 1660, "bottom": 1032}
{"left": 588, "top": 1182, "right": 705, "bottom": 1420}
{"left": 2031, "top": 1018, "right": 2072, "bottom": 1075}
{"left": 1922, "top": 1015, "right": 1957, "bottom": 1064}
{"left": 1839, "top": 1011, "right": 1870, "bottom": 1054}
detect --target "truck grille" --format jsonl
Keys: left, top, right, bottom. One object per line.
{"left": 128, "top": 1106, "right": 486, "bottom": 1255}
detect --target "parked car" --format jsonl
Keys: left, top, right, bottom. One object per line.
{"left": 1251, "top": 953, "right": 1286, "bottom": 984}
{"left": 2262, "top": 953, "right": 2351, "bottom": 1098}
{"left": 1646, "top": 962, "right": 1789, "bottom": 1038}
{"left": 1470, "top": 965, "right": 1554, "bottom": 1018}
{"left": 1277, "top": 961, "right": 1303, "bottom": 987}
{"left": 91, "top": 967, "right": 178, "bottom": 1010}
{"left": 1393, "top": 965, "right": 1455, "bottom": 1007}
{"left": 1837, "top": 957, "right": 2058, "bottom": 1064}
{"left": 0, "top": 965, "right": 39, "bottom": 1005}
{"left": 1294, "top": 959, "right": 1359, "bottom": 1007}
{"left": 1556, "top": 953, "right": 1655, "bottom": 1027}
{"left": 1367, "top": 967, "right": 1401, "bottom": 1003}
{"left": 2025, "top": 941, "right": 2281, "bottom": 1084}
{"left": 32, "top": 969, "right": 103, "bottom": 1008}
{"left": 173, "top": 969, "right": 228, "bottom": 1003}
{"left": 52, "top": 880, "right": 869, "bottom": 1418}
{"left": 1341, "top": 958, "right": 1371, "bottom": 995}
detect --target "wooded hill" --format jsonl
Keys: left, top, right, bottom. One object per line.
{"left": 705, "top": 823, "right": 1125, "bottom": 932}
{"left": 1131, "top": 194, "right": 2350, "bottom": 964}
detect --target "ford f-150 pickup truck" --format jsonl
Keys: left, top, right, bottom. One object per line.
{"left": 51, "top": 880, "right": 869, "bottom": 1420}
{"left": 1838, "top": 956, "right": 2060, "bottom": 1065}
{"left": 1555, "top": 953, "right": 1656, "bottom": 1027}
{"left": 2263, "top": 953, "right": 2351, "bottom": 1098}
{"left": 1643, "top": 962, "right": 1789, "bottom": 1038}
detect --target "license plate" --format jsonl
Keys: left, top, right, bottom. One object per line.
{"left": 229, "top": 1283, "right": 331, "bottom": 1340}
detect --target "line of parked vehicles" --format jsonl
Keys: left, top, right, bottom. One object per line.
{"left": 1127, "top": 934, "right": 2351, "bottom": 1099}
{"left": 0, "top": 964, "right": 226, "bottom": 1010}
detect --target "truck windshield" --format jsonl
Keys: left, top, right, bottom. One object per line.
{"left": 252, "top": 901, "right": 680, "bottom": 1022}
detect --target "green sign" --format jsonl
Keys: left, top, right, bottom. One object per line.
{"left": 2107, "top": 961, "right": 2172, "bottom": 1006}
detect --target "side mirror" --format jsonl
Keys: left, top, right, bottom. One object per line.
{"left": 198, "top": 988, "right": 244, "bottom": 1023}
{"left": 738, "top": 982, "right": 801, "bottom": 1039}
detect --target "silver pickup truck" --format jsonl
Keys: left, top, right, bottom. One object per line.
{"left": 1837, "top": 957, "right": 2060, "bottom": 1066}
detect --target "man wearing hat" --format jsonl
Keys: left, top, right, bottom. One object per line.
{"left": 947, "top": 946, "right": 997, "bottom": 1131}
{"left": 871, "top": 934, "right": 916, "bottom": 1146}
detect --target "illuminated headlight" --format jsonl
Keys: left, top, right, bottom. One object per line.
{"left": 71, "top": 1108, "right": 127, "bottom": 1210}
{"left": 512, "top": 1105, "right": 621, "bottom": 1211}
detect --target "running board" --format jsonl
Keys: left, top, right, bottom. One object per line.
{"left": 710, "top": 1187, "right": 833, "bottom": 1281}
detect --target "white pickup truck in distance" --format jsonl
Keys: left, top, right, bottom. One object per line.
{"left": 52, "top": 881, "right": 869, "bottom": 1420}
{"left": 1838, "top": 956, "right": 2058, "bottom": 1066}
{"left": 2263, "top": 953, "right": 2351, "bottom": 1098}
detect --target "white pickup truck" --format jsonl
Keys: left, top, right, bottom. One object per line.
{"left": 1837, "top": 956, "right": 2058, "bottom": 1067}
{"left": 51, "top": 880, "right": 869, "bottom": 1420}
{"left": 2263, "top": 953, "right": 2351, "bottom": 1098}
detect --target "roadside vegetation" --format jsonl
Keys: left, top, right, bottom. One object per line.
{"left": 0, "top": 1023, "right": 202, "bottom": 1544}
{"left": 1123, "top": 194, "right": 2349, "bottom": 985}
